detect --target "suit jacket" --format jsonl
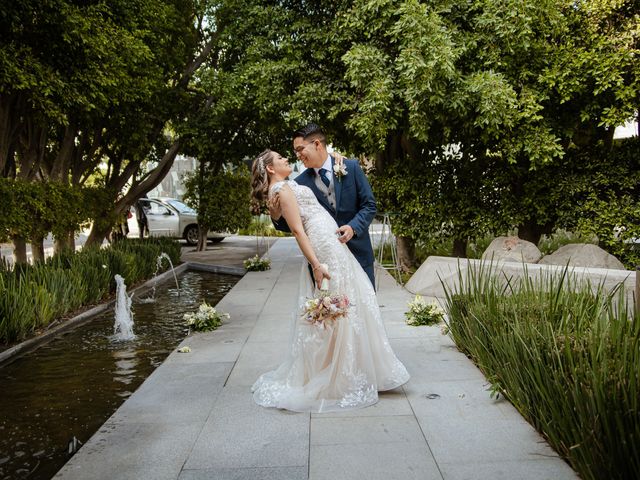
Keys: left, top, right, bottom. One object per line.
{"left": 274, "top": 156, "right": 376, "bottom": 270}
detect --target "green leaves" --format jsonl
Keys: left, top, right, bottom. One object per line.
{"left": 183, "top": 163, "right": 252, "bottom": 235}
{"left": 444, "top": 264, "right": 640, "bottom": 479}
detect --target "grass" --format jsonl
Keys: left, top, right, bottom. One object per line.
{"left": 443, "top": 263, "right": 639, "bottom": 480}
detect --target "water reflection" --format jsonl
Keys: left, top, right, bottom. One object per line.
{"left": 0, "top": 271, "right": 237, "bottom": 480}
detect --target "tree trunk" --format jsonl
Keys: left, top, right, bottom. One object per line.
{"left": 517, "top": 222, "right": 544, "bottom": 246}
{"left": 54, "top": 230, "right": 75, "bottom": 254}
{"left": 85, "top": 225, "right": 110, "bottom": 248}
{"left": 396, "top": 235, "right": 416, "bottom": 273}
{"left": 30, "top": 237, "right": 45, "bottom": 263}
{"left": 12, "top": 237, "right": 27, "bottom": 264}
{"left": 452, "top": 238, "right": 468, "bottom": 258}
{"left": 196, "top": 228, "right": 207, "bottom": 252}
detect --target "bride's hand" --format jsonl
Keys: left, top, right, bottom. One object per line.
{"left": 313, "top": 264, "right": 331, "bottom": 290}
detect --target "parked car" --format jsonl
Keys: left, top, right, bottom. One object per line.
{"left": 128, "top": 197, "right": 225, "bottom": 245}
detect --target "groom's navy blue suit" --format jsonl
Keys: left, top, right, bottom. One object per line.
{"left": 274, "top": 156, "right": 377, "bottom": 287}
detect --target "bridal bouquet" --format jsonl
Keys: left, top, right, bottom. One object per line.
{"left": 302, "top": 292, "right": 350, "bottom": 327}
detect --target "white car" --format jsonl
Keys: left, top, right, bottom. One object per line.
{"left": 128, "top": 198, "right": 224, "bottom": 245}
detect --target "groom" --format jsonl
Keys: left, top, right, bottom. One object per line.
{"left": 271, "top": 123, "right": 377, "bottom": 287}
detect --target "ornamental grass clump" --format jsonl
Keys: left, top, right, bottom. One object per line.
{"left": 443, "top": 263, "right": 639, "bottom": 480}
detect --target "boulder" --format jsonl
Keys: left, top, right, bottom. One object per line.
{"left": 481, "top": 236, "right": 542, "bottom": 263}
{"left": 538, "top": 243, "right": 626, "bottom": 270}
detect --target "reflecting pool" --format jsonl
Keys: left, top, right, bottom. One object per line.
{"left": 0, "top": 271, "right": 238, "bottom": 480}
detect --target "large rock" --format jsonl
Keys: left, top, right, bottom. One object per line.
{"left": 538, "top": 243, "right": 625, "bottom": 270}
{"left": 404, "top": 256, "right": 636, "bottom": 306}
{"left": 481, "top": 236, "right": 542, "bottom": 263}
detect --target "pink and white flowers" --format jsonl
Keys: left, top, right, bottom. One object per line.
{"left": 303, "top": 293, "right": 350, "bottom": 327}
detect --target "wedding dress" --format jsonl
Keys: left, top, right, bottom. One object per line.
{"left": 251, "top": 180, "right": 409, "bottom": 412}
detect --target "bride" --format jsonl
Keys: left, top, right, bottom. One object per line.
{"left": 250, "top": 149, "right": 409, "bottom": 413}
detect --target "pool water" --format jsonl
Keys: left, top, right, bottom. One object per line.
{"left": 0, "top": 271, "right": 238, "bottom": 480}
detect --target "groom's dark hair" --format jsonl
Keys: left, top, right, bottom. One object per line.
{"left": 294, "top": 123, "right": 326, "bottom": 146}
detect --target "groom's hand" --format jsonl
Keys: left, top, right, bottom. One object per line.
{"left": 336, "top": 225, "right": 354, "bottom": 243}
{"left": 268, "top": 194, "right": 281, "bottom": 220}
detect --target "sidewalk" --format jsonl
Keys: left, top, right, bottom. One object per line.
{"left": 55, "top": 237, "right": 577, "bottom": 480}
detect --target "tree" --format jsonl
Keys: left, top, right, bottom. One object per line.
{"left": 182, "top": 164, "right": 252, "bottom": 250}
{"left": 0, "top": 0, "right": 216, "bottom": 258}
{"left": 337, "top": 0, "right": 639, "bottom": 253}
{"left": 167, "top": 0, "right": 639, "bottom": 266}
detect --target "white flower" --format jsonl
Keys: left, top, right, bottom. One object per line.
{"left": 101, "top": 264, "right": 107, "bottom": 269}
{"left": 333, "top": 159, "right": 348, "bottom": 180}
{"left": 405, "top": 295, "right": 445, "bottom": 326}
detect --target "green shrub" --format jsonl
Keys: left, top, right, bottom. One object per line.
{"left": 443, "top": 264, "right": 639, "bottom": 480}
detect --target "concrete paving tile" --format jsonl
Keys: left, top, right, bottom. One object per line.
{"left": 311, "top": 389, "right": 412, "bottom": 418}
{"left": 132, "top": 361, "right": 231, "bottom": 397}
{"left": 311, "top": 415, "right": 424, "bottom": 445}
{"left": 439, "top": 458, "right": 578, "bottom": 480}
{"left": 165, "top": 335, "right": 246, "bottom": 364}
{"left": 389, "top": 335, "right": 443, "bottom": 354}
{"left": 218, "top": 311, "right": 261, "bottom": 328}
{"left": 55, "top": 421, "right": 202, "bottom": 480}
{"left": 403, "top": 377, "right": 508, "bottom": 421}
{"left": 179, "top": 466, "right": 308, "bottom": 480}
{"left": 415, "top": 413, "right": 559, "bottom": 465}
{"left": 254, "top": 311, "right": 294, "bottom": 322}
{"left": 235, "top": 275, "right": 280, "bottom": 289}
{"left": 248, "top": 318, "right": 292, "bottom": 343}
{"left": 385, "top": 323, "right": 444, "bottom": 340}
{"left": 112, "top": 362, "right": 233, "bottom": 424}
{"left": 309, "top": 442, "right": 442, "bottom": 480}
{"left": 262, "top": 301, "right": 298, "bottom": 314}
{"left": 215, "top": 301, "right": 263, "bottom": 316}
{"left": 185, "top": 386, "right": 309, "bottom": 470}
{"left": 225, "top": 341, "right": 290, "bottom": 386}
{"left": 394, "top": 349, "right": 487, "bottom": 383}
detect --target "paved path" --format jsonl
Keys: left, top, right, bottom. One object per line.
{"left": 55, "top": 238, "right": 577, "bottom": 480}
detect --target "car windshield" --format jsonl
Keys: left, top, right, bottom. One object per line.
{"left": 165, "top": 199, "right": 196, "bottom": 214}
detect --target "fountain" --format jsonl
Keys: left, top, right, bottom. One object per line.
{"left": 139, "top": 252, "right": 180, "bottom": 303}
{"left": 113, "top": 274, "right": 135, "bottom": 340}
{"left": 158, "top": 252, "right": 180, "bottom": 294}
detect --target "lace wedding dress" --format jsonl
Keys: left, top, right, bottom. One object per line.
{"left": 251, "top": 180, "right": 409, "bottom": 412}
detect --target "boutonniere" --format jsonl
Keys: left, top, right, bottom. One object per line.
{"left": 333, "top": 158, "right": 348, "bottom": 181}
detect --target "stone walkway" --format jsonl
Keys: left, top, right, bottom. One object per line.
{"left": 55, "top": 237, "right": 577, "bottom": 480}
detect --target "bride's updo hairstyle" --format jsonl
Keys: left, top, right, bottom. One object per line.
{"left": 250, "top": 149, "right": 276, "bottom": 215}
